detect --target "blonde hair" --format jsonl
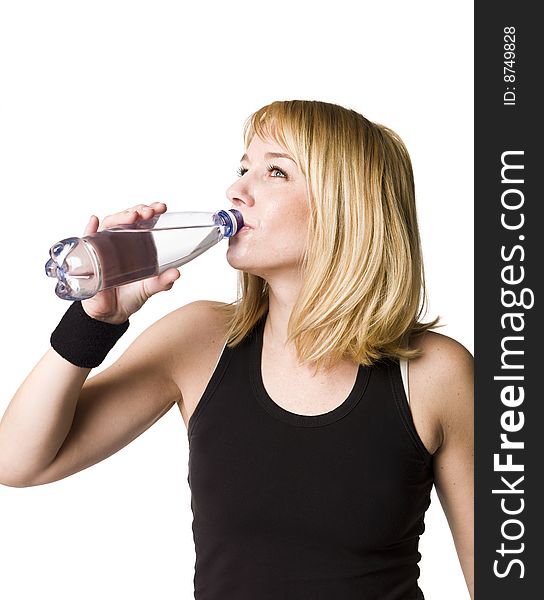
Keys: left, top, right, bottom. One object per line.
{"left": 215, "top": 100, "right": 441, "bottom": 373}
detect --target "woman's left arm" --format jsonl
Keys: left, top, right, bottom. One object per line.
{"left": 431, "top": 340, "right": 474, "bottom": 599}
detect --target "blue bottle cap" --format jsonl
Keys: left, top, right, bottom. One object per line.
{"left": 215, "top": 209, "right": 244, "bottom": 237}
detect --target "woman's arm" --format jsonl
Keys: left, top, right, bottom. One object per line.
{"left": 415, "top": 333, "right": 474, "bottom": 598}
{"left": 0, "top": 300, "right": 216, "bottom": 488}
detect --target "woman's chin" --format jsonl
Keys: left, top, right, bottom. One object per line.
{"left": 226, "top": 253, "right": 262, "bottom": 277}
{"left": 226, "top": 252, "right": 250, "bottom": 271}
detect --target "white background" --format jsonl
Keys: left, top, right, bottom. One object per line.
{"left": 0, "top": 1, "right": 473, "bottom": 598}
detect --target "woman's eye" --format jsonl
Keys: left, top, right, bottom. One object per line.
{"left": 236, "top": 165, "right": 287, "bottom": 179}
{"left": 267, "top": 164, "right": 287, "bottom": 178}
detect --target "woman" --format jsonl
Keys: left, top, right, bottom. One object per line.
{"left": 0, "top": 100, "right": 473, "bottom": 599}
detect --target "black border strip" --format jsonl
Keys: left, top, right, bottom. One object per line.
{"left": 475, "top": 3, "right": 541, "bottom": 596}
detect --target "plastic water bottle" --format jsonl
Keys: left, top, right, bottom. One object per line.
{"left": 45, "top": 209, "right": 244, "bottom": 301}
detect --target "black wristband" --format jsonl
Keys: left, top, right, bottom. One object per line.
{"left": 50, "top": 301, "right": 130, "bottom": 368}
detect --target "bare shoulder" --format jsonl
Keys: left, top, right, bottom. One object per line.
{"left": 137, "top": 299, "right": 228, "bottom": 374}
{"left": 161, "top": 299, "right": 231, "bottom": 378}
{"left": 164, "top": 300, "right": 232, "bottom": 427}
{"left": 410, "top": 329, "right": 473, "bottom": 378}
{"left": 163, "top": 299, "right": 231, "bottom": 348}
{"left": 408, "top": 330, "right": 474, "bottom": 451}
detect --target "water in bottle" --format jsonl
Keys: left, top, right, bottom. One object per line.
{"left": 45, "top": 209, "right": 244, "bottom": 300}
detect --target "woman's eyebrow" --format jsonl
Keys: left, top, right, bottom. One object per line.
{"left": 240, "top": 152, "right": 296, "bottom": 164}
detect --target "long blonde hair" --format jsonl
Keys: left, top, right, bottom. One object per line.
{"left": 215, "top": 100, "right": 440, "bottom": 372}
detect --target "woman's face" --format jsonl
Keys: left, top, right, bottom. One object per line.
{"left": 226, "top": 135, "right": 309, "bottom": 279}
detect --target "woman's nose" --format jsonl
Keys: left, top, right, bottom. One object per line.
{"left": 226, "top": 179, "right": 254, "bottom": 207}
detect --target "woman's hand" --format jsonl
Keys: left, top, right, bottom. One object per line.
{"left": 81, "top": 202, "right": 181, "bottom": 324}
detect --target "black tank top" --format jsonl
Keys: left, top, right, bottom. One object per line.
{"left": 187, "top": 314, "right": 434, "bottom": 599}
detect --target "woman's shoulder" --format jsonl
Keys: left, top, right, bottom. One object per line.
{"left": 159, "top": 299, "right": 231, "bottom": 346}
{"left": 407, "top": 330, "right": 473, "bottom": 451}
{"left": 141, "top": 299, "right": 231, "bottom": 377}
{"left": 409, "top": 329, "right": 473, "bottom": 373}
{"left": 158, "top": 300, "right": 231, "bottom": 425}
{"left": 161, "top": 297, "right": 231, "bottom": 351}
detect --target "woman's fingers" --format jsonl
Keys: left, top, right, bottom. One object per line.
{"left": 98, "top": 202, "right": 168, "bottom": 232}
{"left": 83, "top": 215, "right": 99, "bottom": 236}
{"left": 142, "top": 268, "right": 181, "bottom": 298}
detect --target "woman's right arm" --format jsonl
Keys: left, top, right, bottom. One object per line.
{"left": 0, "top": 307, "right": 188, "bottom": 487}
{"left": 0, "top": 202, "right": 191, "bottom": 488}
